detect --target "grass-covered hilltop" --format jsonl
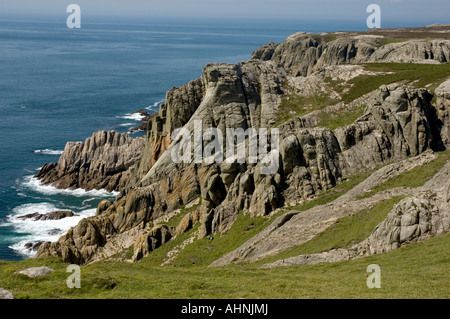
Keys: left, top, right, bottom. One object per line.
{"left": 1, "top": 24, "right": 450, "bottom": 299}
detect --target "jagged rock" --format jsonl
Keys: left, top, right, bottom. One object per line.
{"left": 132, "top": 225, "right": 172, "bottom": 262}
{"left": 37, "top": 84, "right": 445, "bottom": 264}
{"left": 262, "top": 164, "right": 450, "bottom": 268}
{"left": 18, "top": 210, "right": 75, "bottom": 221}
{"left": 368, "top": 40, "right": 450, "bottom": 63}
{"left": 210, "top": 151, "right": 442, "bottom": 267}
{"left": 129, "top": 109, "right": 152, "bottom": 132}
{"left": 436, "top": 79, "right": 450, "bottom": 148}
{"left": 96, "top": 200, "right": 113, "bottom": 216}
{"left": 35, "top": 130, "right": 145, "bottom": 192}
{"left": 24, "top": 241, "right": 44, "bottom": 251}
{"left": 47, "top": 229, "right": 63, "bottom": 235}
{"left": 16, "top": 266, "right": 54, "bottom": 278}
{"left": 253, "top": 30, "right": 450, "bottom": 76}
{"left": 0, "top": 288, "right": 15, "bottom": 299}
{"left": 251, "top": 42, "right": 278, "bottom": 61}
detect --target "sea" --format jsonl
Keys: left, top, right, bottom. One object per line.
{"left": 0, "top": 14, "right": 425, "bottom": 261}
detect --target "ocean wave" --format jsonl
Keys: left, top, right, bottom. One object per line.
{"left": 6, "top": 203, "right": 96, "bottom": 257}
{"left": 145, "top": 98, "right": 164, "bottom": 111}
{"left": 34, "top": 149, "right": 64, "bottom": 155}
{"left": 119, "top": 122, "right": 135, "bottom": 127}
{"left": 22, "top": 175, "right": 120, "bottom": 198}
{"left": 116, "top": 112, "right": 145, "bottom": 121}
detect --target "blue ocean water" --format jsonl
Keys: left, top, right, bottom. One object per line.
{"left": 0, "top": 14, "right": 374, "bottom": 261}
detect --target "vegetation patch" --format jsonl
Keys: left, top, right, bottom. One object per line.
{"left": 317, "top": 104, "right": 365, "bottom": 130}
{"left": 376, "top": 37, "right": 411, "bottom": 47}
{"left": 343, "top": 62, "right": 450, "bottom": 104}
{"left": 163, "top": 212, "right": 284, "bottom": 267}
{"left": 275, "top": 93, "right": 338, "bottom": 127}
{"left": 1, "top": 231, "right": 447, "bottom": 298}
{"left": 359, "top": 149, "right": 450, "bottom": 199}
{"left": 256, "top": 196, "right": 405, "bottom": 267}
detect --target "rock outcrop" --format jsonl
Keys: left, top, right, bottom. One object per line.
{"left": 262, "top": 162, "right": 450, "bottom": 268}
{"left": 36, "top": 130, "right": 145, "bottom": 192}
{"left": 252, "top": 32, "right": 450, "bottom": 76}
{"left": 131, "top": 225, "right": 172, "bottom": 262}
{"left": 35, "top": 25, "right": 450, "bottom": 265}
{"left": 17, "top": 210, "right": 75, "bottom": 221}
{"left": 436, "top": 79, "right": 450, "bottom": 148}
{"left": 210, "top": 151, "right": 443, "bottom": 267}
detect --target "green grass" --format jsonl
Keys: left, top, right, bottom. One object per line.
{"left": 278, "top": 63, "right": 450, "bottom": 130}
{"left": 256, "top": 197, "right": 404, "bottom": 267}
{"left": 134, "top": 224, "right": 201, "bottom": 267}
{"left": 376, "top": 37, "right": 411, "bottom": 47}
{"left": 164, "top": 212, "right": 284, "bottom": 267}
{"left": 342, "top": 63, "right": 450, "bottom": 104}
{"left": 1, "top": 232, "right": 448, "bottom": 298}
{"left": 275, "top": 93, "right": 338, "bottom": 127}
{"left": 134, "top": 208, "right": 285, "bottom": 267}
{"left": 317, "top": 104, "right": 366, "bottom": 130}
{"left": 359, "top": 149, "right": 450, "bottom": 199}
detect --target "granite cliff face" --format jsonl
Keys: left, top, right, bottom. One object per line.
{"left": 252, "top": 30, "right": 450, "bottom": 76}
{"left": 36, "top": 130, "right": 145, "bottom": 192}
{"left": 36, "top": 25, "right": 450, "bottom": 265}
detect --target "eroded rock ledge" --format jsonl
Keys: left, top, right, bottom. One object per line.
{"left": 35, "top": 130, "right": 145, "bottom": 192}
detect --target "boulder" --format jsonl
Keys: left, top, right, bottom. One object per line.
{"left": 16, "top": 266, "right": 54, "bottom": 278}
{"left": 0, "top": 288, "right": 15, "bottom": 299}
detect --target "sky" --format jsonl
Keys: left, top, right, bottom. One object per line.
{"left": 0, "top": 0, "right": 449, "bottom": 24}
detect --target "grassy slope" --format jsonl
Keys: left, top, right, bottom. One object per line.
{"left": 359, "top": 149, "right": 450, "bottom": 199}
{"left": 343, "top": 63, "right": 450, "bottom": 104}
{"left": 1, "top": 62, "right": 449, "bottom": 299}
{"left": 1, "top": 148, "right": 448, "bottom": 299}
{"left": 255, "top": 196, "right": 405, "bottom": 267}
{"left": 0, "top": 233, "right": 448, "bottom": 299}
{"left": 275, "top": 93, "right": 338, "bottom": 127}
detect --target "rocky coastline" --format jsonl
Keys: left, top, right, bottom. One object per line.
{"left": 34, "top": 25, "right": 450, "bottom": 266}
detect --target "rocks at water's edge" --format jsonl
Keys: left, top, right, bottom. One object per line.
{"left": 35, "top": 130, "right": 145, "bottom": 192}
{"left": 17, "top": 210, "right": 75, "bottom": 221}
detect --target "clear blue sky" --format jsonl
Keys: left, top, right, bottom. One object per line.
{"left": 0, "top": 0, "right": 449, "bottom": 24}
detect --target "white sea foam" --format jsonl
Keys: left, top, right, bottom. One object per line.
{"left": 116, "top": 112, "right": 145, "bottom": 121}
{"left": 145, "top": 98, "right": 164, "bottom": 111}
{"left": 22, "top": 175, "right": 120, "bottom": 197}
{"left": 7, "top": 202, "right": 97, "bottom": 257}
{"left": 119, "top": 122, "right": 135, "bottom": 127}
{"left": 34, "top": 149, "right": 64, "bottom": 155}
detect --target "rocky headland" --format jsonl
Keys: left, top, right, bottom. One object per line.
{"left": 34, "top": 25, "right": 450, "bottom": 267}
